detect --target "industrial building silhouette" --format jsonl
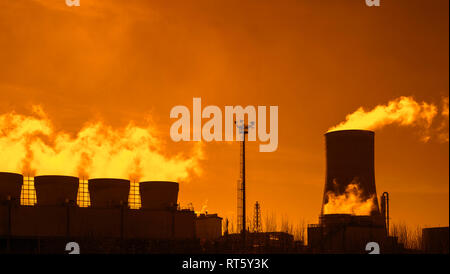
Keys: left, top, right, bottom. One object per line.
{"left": 308, "top": 130, "right": 392, "bottom": 253}
{"left": 0, "top": 129, "right": 448, "bottom": 254}
{"left": 307, "top": 130, "right": 448, "bottom": 253}
{"left": 0, "top": 173, "right": 222, "bottom": 253}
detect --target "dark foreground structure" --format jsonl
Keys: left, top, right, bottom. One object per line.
{"left": 308, "top": 130, "right": 404, "bottom": 253}
{"left": 1, "top": 130, "right": 448, "bottom": 254}
{"left": 0, "top": 173, "right": 222, "bottom": 254}
{"left": 422, "top": 227, "right": 449, "bottom": 254}
{"left": 216, "top": 232, "right": 305, "bottom": 254}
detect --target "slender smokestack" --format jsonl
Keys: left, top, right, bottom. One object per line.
{"left": 322, "top": 130, "right": 380, "bottom": 215}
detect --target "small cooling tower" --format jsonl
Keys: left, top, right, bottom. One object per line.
{"left": 323, "top": 130, "right": 380, "bottom": 215}
{"left": 139, "top": 181, "right": 179, "bottom": 210}
{"left": 34, "top": 175, "right": 79, "bottom": 206}
{"left": 88, "top": 178, "right": 130, "bottom": 208}
{"left": 0, "top": 172, "right": 23, "bottom": 202}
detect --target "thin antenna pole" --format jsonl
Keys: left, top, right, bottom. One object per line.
{"left": 242, "top": 132, "right": 246, "bottom": 243}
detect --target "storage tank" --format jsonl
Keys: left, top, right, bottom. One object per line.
{"left": 422, "top": 227, "right": 449, "bottom": 254}
{"left": 322, "top": 130, "right": 380, "bottom": 215}
{"left": 0, "top": 172, "right": 23, "bottom": 202}
{"left": 89, "top": 178, "right": 130, "bottom": 208}
{"left": 34, "top": 175, "right": 79, "bottom": 206}
{"left": 140, "top": 181, "right": 179, "bottom": 210}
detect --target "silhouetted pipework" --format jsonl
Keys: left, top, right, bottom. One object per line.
{"left": 322, "top": 130, "right": 380, "bottom": 215}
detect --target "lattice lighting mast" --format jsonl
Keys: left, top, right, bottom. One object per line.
{"left": 235, "top": 120, "right": 254, "bottom": 245}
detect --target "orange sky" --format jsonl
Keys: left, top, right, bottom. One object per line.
{"left": 0, "top": 0, "right": 448, "bottom": 231}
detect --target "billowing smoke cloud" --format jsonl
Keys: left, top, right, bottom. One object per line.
{"left": 328, "top": 96, "right": 449, "bottom": 142}
{"left": 0, "top": 106, "right": 203, "bottom": 181}
{"left": 323, "top": 179, "right": 375, "bottom": 216}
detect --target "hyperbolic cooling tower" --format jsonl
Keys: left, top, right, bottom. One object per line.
{"left": 322, "top": 130, "right": 380, "bottom": 215}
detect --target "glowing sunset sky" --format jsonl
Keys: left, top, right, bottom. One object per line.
{"left": 0, "top": 0, "right": 448, "bottom": 230}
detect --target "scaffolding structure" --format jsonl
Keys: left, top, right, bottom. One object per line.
{"left": 128, "top": 179, "right": 141, "bottom": 209}
{"left": 20, "top": 175, "right": 36, "bottom": 206}
{"left": 77, "top": 176, "right": 90, "bottom": 207}
{"left": 253, "top": 201, "right": 262, "bottom": 233}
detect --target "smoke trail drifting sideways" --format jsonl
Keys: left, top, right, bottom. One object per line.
{"left": 328, "top": 96, "right": 449, "bottom": 142}
{"left": 0, "top": 106, "right": 203, "bottom": 182}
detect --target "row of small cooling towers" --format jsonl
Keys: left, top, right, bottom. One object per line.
{"left": 2, "top": 129, "right": 381, "bottom": 212}
{"left": 0, "top": 173, "right": 178, "bottom": 210}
